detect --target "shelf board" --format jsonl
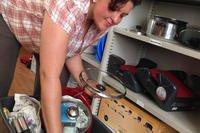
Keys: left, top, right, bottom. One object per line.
{"left": 103, "top": 76, "right": 200, "bottom": 133}
{"left": 81, "top": 53, "right": 100, "bottom": 68}
{"left": 113, "top": 27, "right": 200, "bottom": 60}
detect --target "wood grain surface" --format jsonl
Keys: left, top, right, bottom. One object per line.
{"left": 8, "top": 48, "right": 34, "bottom": 96}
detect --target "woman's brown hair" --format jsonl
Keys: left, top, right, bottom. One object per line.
{"left": 109, "top": 0, "right": 141, "bottom": 11}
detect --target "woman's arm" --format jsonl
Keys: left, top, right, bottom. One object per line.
{"left": 40, "top": 12, "right": 68, "bottom": 133}
{"left": 65, "top": 54, "right": 85, "bottom": 86}
{"left": 66, "top": 55, "right": 96, "bottom": 96}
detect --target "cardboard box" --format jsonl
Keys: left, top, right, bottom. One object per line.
{"left": 97, "top": 88, "right": 177, "bottom": 133}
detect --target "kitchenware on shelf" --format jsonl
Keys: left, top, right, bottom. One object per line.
{"left": 168, "top": 70, "right": 188, "bottom": 84}
{"left": 129, "top": 25, "right": 145, "bottom": 35}
{"left": 79, "top": 67, "right": 127, "bottom": 100}
{"left": 135, "top": 68, "right": 199, "bottom": 111}
{"left": 107, "top": 54, "right": 157, "bottom": 93}
{"left": 187, "top": 74, "right": 200, "bottom": 97}
{"left": 146, "top": 15, "right": 187, "bottom": 41}
{"left": 178, "top": 26, "right": 200, "bottom": 50}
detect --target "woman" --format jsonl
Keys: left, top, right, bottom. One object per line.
{"left": 0, "top": 0, "right": 140, "bottom": 132}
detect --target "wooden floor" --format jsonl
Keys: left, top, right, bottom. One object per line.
{"left": 8, "top": 48, "right": 35, "bottom": 96}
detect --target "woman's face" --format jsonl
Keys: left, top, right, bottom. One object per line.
{"left": 92, "top": 0, "right": 134, "bottom": 31}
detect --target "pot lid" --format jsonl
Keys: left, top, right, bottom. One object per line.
{"left": 79, "top": 68, "right": 127, "bottom": 100}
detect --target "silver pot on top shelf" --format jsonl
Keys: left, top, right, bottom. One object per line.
{"left": 146, "top": 15, "right": 187, "bottom": 41}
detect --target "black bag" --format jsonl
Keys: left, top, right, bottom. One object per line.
{"left": 0, "top": 97, "right": 16, "bottom": 133}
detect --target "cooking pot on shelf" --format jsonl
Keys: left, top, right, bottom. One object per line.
{"left": 146, "top": 15, "right": 187, "bottom": 41}
{"left": 178, "top": 26, "right": 200, "bottom": 50}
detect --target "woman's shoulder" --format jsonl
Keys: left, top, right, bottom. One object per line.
{"left": 73, "top": 0, "right": 90, "bottom": 13}
{"left": 44, "top": 0, "right": 90, "bottom": 33}
{"left": 44, "top": 0, "right": 90, "bottom": 13}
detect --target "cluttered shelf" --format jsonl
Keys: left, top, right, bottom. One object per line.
{"left": 102, "top": 76, "right": 200, "bottom": 133}
{"left": 113, "top": 27, "right": 200, "bottom": 60}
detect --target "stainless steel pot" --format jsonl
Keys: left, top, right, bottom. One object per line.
{"left": 179, "top": 26, "right": 200, "bottom": 50}
{"left": 146, "top": 15, "right": 187, "bottom": 40}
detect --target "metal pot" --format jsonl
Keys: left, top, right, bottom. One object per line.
{"left": 146, "top": 15, "right": 187, "bottom": 40}
{"left": 178, "top": 26, "right": 200, "bottom": 50}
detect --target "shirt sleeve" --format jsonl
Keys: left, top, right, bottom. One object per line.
{"left": 44, "top": 0, "right": 76, "bottom": 33}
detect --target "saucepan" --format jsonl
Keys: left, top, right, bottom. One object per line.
{"left": 146, "top": 15, "right": 187, "bottom": 40}
{"left": 178, "top": 26, "right": 200, "bottom": 50}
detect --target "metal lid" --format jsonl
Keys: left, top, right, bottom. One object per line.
{"left": 79, "top": 68, "right": 127, "bottom": 100}
{"left": 66, "top": 105, "right": 79, "bottom": 119}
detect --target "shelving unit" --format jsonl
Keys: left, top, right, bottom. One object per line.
{"left": 96, "top": 24, "right": 200, "bottom": 132}
{"left": 84, "top": 0, "right": 200, "bottom": 132}
{"left": 103, "top": 76, "right": 200, "bottom": 133}
{"left": 114, "top": 27, "right": 200, "bottom": 60}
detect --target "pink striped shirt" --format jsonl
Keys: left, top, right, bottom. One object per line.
{"left": 0, "top": 0, "right": 106, "bottom": 57}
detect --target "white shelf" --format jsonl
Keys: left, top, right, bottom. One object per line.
{"left": 103, "top": 76, "right": 200, "bottom": 133}
{"left": 81, "top": 53, "right": 100, "bottom": 68}
{"left": 113, "top": 27, "right": 200, "bottom": 60}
